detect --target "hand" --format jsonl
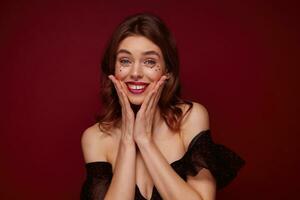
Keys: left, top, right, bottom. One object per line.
{"left": 133, "top": 75, "right": 168, "bottom": 144}
{"left": 108, "top": 75, "right": 135, "bottom": 145}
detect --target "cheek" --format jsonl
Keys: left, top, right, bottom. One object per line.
{"left": 145, "top": 65, "right": 164, "bottom": 80}
{"left": 115, "top": 65, "right": 129, "bottom": 80}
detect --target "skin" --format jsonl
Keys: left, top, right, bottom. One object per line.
{"left": 106, "top": 35, "right": 169, "bottom": 200}
{"left": 110, "top": 35, "right": 168, "bottom": 143}
{"left": 113, "top": 35, "right": 167, "bottom": 106}
{"left": 81, "top": 35, "right": 216, "bottom": 200}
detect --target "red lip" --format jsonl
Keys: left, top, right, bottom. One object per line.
{"left": 126, "top": 82, "right": 149, "bottom": 94}
{"left": 126, "top": 81, "right": 149, "bottom": 85}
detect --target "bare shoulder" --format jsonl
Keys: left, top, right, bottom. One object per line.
{"left": 179, "top": 101, "right": 210, "bottom": 150}
{"left": 81, "top": 123, "right": 114, "bottom": 164}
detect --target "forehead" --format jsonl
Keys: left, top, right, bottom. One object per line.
{"left": 117, "top": 36, "right": 162, "bottom": 56}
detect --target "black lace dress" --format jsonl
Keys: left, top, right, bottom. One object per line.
{"left": 80, "top": 129, "right": 245, "bottom": 200}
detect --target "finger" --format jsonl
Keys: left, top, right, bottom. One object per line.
{"left": 143, "top": 75, "right": 167, "bottom": 114}
{"left": 109, "top": 75, "right": 134, "bottom": 132}
{"left": 119, "top": 81, "right": 134, "bottom": 118}
{"left": 111, "top": 77, "right": 133, "bottom": 120}
{"left": 146, "top": 76, "right": 167, "bottom": 113}
{"left": 114, "top": 80, "right": 133, "bottom": 119}
{"left": 139, "top": 82, "right": 156, "bottom": 114}
{"left": 143, "top": 78, "right": 165, "bottom": 128}
{"left": 109, "top": 75, "right": 126, "bottom": 109}
{"left": 109, "top": 75, "right": 122, "bottom": 95}
{"left": 139, "top": 75, "right": 167, "bottom": 114}
{"left": 153, "top": 76, "right": 167, "bottom": 104}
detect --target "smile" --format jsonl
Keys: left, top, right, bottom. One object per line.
{"left": 126, "top": 82, "right": 149, "bottom": 94}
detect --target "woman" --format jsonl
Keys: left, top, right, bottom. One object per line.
{"left": 80, "top": 13, "right": 245, "bottom": 200}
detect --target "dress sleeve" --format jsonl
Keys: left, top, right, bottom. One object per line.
{"left": 80, "top": 162, "right": 113, "bottom": 200}
{"left": 184, "top": 130, "right": 245, "bottom": 190}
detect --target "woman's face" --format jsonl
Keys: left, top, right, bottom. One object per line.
{"left": 115, "top": 35, "right": 166, "bottom": 105}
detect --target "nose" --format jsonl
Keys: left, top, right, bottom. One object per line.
{"left": 130, "top": 62, "right": 143, "bottom": 80}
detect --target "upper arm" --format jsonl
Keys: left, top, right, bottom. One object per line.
{"left": 180, "top": 102, "right": 216, "bottom": 199}
{"left": 180, "top": 101, "right": 210, "bottom": 149}
{"left": 81, "top": 124, "right": 109, "bottom": 163}
{"left": 187, "top": 169, "right": 216, "bottom": 200}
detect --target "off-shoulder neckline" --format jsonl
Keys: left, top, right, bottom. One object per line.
{"left": 85, "top": 129, "right": 211, "bottom": 167}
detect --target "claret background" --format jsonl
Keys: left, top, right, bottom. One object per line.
{"left": 1, "top": 0, "right": 299, "bottom": 199}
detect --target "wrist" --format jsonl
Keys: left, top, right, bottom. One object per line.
{"left": 119, "top": 141, "right": 136, "bottom": 157}
{"left": 135, "top": 136, "right": 153, "bottom": 149}
{"left": 120, "top": 136, "right": 136, "bottom": 147}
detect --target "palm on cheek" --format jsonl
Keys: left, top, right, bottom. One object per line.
{"left": 108, "top": 75, "right": 135, "bottom": 143}
{"left": 133, "top": 76, "right": 167, "bottom": 143}
{"left": 109, "top": 75, "right": 167, "bottom": 144}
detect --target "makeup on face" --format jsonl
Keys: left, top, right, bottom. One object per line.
{"left": 114, "top": 36, "right": 165, "bottom": 104}
{"left": 117, "top": 50, "right": 161, "bottom": 69}
{"left": 116, "top": 54, "right": 162, "bottom": 94}
{"left": 126, "top": 81, "right": 149, "bottom": 94}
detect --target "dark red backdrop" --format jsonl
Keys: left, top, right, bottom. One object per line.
{"left": 1, "top": 0, "right": 299, "bottom": 199}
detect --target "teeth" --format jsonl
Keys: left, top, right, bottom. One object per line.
{"left": 128, "top": 84, "right": 146, "bottom": 90}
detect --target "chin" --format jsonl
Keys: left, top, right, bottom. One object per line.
{"left": 128, "top": 96, "right": 144, "bottom": 105}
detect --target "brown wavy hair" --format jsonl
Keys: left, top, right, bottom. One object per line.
{"left": 96, "top": 13, "right": 193, "bottom": 133}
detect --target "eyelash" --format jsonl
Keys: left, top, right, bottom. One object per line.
{"left": 119, "top": 59, "right": 131, "bottom": 66}
{"left": 144, "top": 59, "right": 156, "bottom": 67}
{"left": 118, "top": 58, "right": 157, "bottom": 68}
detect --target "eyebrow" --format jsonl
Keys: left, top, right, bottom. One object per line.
{"left": 117, "top": 49, "right": 161, "bottom": 58}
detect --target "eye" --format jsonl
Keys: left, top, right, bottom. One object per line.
{"left": 144, "top": 59, "right": 156, "bottom": 68}
{"left": 119, "top": 58, "right": 131, "bottom": 67}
